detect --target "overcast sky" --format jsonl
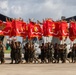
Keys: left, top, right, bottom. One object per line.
{"left": 0, "top": 0, "right": 76, "bottom": 21}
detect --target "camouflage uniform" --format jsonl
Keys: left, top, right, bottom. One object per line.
{"left": 10, "top": 41, "right": 16, "bottom": 64}
{"left": 71, "top": 44, "right": 76, "bottom": 63}
{"left": 24, "top": 43, "right": 29, "bottom": 63}
{"left": 48, "top": 43, "right": 54, "bottom": 63}
{"left": 0, "top": 42, "right": 4, "bottom": 64}
{"left": 54, "top": 43, "right": 59, "bottom": 63}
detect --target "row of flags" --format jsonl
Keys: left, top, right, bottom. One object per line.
{"left": 0, "top": 18, "right": 76, "bottom": 41}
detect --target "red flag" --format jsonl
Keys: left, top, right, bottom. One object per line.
{"left": 0, "top": 20, "right": 6, "bottom": 36}
{"left": 69, "top": 37, "right": 75, "bottom": 41}
{"left": 54, "top": 21, "right": 68, "bottom": 40}
{"left": 21, "top": 21, "right": 28, "bottom": 38}
{"left": 54, "top": 21, "right": 60, "bottom": 37}
{"left": 0, "top": 21, "right": 6, "bottom": 36}
{"left": 43, "top": 20, "right": 47, "bottom": 36}
{"left": 28, "top": 22, "right": 42, "bottom": 39}
{"left": 3, "top": 21, "right": 12, "bottom": 36}
{"left": 11, "top": 19, "right": 23, "bottom": 37}
{"left": 33, "top": 24, "right": 42, "bottom": 39}
{"left": 28, "top": 22, "right": 34, "bottom": 39}
{"left": 43, "top": 19, "right": 55, "bottom": 36}
{"left": 41, "top": 25, "right": 43, "bottom": 36}
{"left": 16, "top": 20, "right": 23, "bottom": 36}
{"left": 60, "top": 21, "right": 68, "bottom": 36}
{"left": 47, "top": 20, "right": 55, "bottom": 36}
{"left": 10, "top": 19, "right": 15, "bottom": 37}
{"left": 69, "top": 21, "right": 76, "bottom": 41}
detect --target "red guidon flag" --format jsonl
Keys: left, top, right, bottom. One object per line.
{"left": 54, "top": 21, "right": 60, "bottom": 37}
{"left": 41, "top": 25, "right": 43, "bottom": 36}
{"left": 21, "top": 21, "right": 28, "bottom": 38}
{"left": 0, "top": 21, "right": 5, "bottom": 35}
{"left": 54, "top": 21, "right": 68, "bottom": 40}
{"left": 11, "top": 19, "right": 23, "bottom": 37}
{"left": 43, "top": 19, "right": 47, "bottom": 36}
{"left": 69, "top": 21, "right": 76, "bottom": 41}
{"left": 11, "top": 19, "right": 15, "bottom": 37}
{"left": 28, "top": 22, "right": 42, "bottom": 39}
{"left": 59, "top": 21, "right": 68, "bottom": 40}
{"left": 28, "top": 22, "right": 35, "bottom": 39}
{"left": 60, "top": 21, "right": 68, "bottom": 36}
{"left": 43, "top": 19, "right": 55, "bottom": 36}
{"left": 33, "top": 23, "right": 42, "bottom": 39}
{"left": 3, "top": 20, "right": 12, "bottom": 36}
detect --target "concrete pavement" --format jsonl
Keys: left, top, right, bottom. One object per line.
{"left": 0, "top": 63, "right": 76, "bottom": 75}
{"left": 0, "top": 54, "right": 76, "bottom": 75}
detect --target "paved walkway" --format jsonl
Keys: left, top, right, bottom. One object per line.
{"left": 0, "top": 54, "right": 76, "bottom": 75}
{"left": 0, "top": 63, "right": 76, "bottom": 75}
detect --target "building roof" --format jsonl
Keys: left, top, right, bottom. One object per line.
{"left": 65, "top": 16, "right": 76, "bottom": 22}
{"left": 0, "top": 13, "right": 12, "bottom": 22}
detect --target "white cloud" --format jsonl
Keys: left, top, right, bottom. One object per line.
{"left": 11, "top": 5, "right": 22, "bottom": 15}
{"left": 0, "top": 0, "right": 8, "bottom": 10}
{"left": 0, "top": 0, "right": 76, "bottom": 21}
{"left": 41, "top": 0, "right": 63, "bottom": 19}
{"left": 0, "top": 0, "right": 9, "bottom": 15}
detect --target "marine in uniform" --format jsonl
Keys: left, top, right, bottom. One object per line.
{"left": 16, "top": 41, "right": 22, "bottom": 64}
{"left": 71, "top": 43, "right": 76, "bottom": 63}
{"left": 10, "top": 41, "right": 15, "bottom": 64}
{"left": 24, "top": 43, "right": 29, "bottom": 63}
{"left": 0, "top": 41, "right": 4, "bottom": 64}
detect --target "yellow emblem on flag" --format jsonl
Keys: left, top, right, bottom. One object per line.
{"left": 34, "top": 26, "right": 38, "bottom": 32}
{"left": 52, "top": 24, "right": 55, "bottom": 29}
{"left": 0, "top": 23, "right": 5, "bottom": 30}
